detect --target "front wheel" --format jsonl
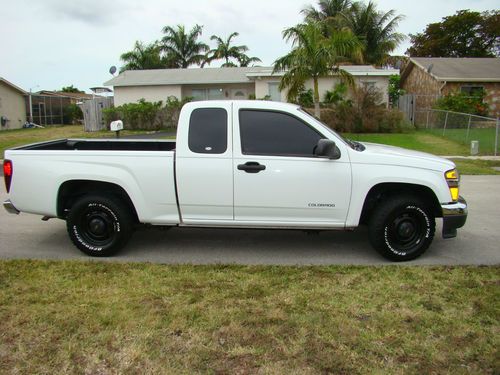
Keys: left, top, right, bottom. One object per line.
{"left": 369, "top": 195, "right": 435, "bottom": 261}
{"left": 66, "top": 195, "right": 134, "bottom": 257}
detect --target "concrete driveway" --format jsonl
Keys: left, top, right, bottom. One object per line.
{"left": 1, "top": 175, "right": 499, "bottom": 265}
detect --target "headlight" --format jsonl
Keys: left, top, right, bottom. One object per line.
{"left": 445, "top": 168, "right": 459, "bottom": 202}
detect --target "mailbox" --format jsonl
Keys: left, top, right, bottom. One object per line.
{"left": 110, "top": 120, "right": 123, "bottom": 132}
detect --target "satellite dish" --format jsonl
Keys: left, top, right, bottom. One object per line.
{"left": 109, "top": 66, "right": 117, "bottom": 75}
{"left": 427, "top": 64, "right": 433, "bottom": 73}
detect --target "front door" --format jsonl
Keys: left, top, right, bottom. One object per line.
{"left": 232, "top": 105, "right": 351, "bottom": 226}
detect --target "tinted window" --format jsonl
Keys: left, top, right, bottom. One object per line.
{"left": 239, "top": 110, "right": 323, "bottom": 156}
{"left": 189, "top": 108, "right": 228, "bottom": 154}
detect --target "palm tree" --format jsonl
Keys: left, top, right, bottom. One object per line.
{"left": 161, "top": 24, "right": 209, "bottom": 68}
{"left": 237, "top": 54, "right": 262, "bottom": 67}
{"left": 302, "top": 0, "right": 353, "bottom": 34}
{"left": 206, "top": 32, "right": 261, "bottom": 67}
{"left": 343, "top": 1, "right": 404, "bottom": 65}
{"left": 302, "top": 0, "right": 352, "bottom": 24}
{"left": 273, "top": 22, "right": 362, "bottom": 118}
{"left": 120, "top": 41, "right": 166, "bottom": 72}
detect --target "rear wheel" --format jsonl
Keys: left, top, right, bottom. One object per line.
{"left": 66, "top": 195, "right": 134, "bottom": 257}
{"left": 369, "top": 195, "right": 435, "bottom": 261}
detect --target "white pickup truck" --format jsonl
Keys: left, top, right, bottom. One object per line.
{"left": 3, "top": 100, "right": 467, "bottom": 261}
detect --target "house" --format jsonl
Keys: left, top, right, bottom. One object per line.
{"left": 400, "top": 57, "right": 500, "bottom": 117}
{"left": 0, "top": 77, "right": 27, "bottom": 130}
{"left": 104, "top": 66, "right": 398, "bottom": 107}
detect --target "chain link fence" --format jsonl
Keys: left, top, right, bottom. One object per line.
{"left": 415, "top": 108, "right": 499, "bottom": 156}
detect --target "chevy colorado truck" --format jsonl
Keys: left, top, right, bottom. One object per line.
{"left": 3, "top": 100, "right": 467, "bottom": 261}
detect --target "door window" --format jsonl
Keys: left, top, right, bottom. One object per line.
{"left": 239, "top": 110, "right": 323, "bottom": 157}
{"left": 189, "top": 108, "right": 228, "bottom": 154}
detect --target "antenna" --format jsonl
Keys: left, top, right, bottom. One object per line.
{"left": 109, "top": 66, "right": 117, "bottom": 76}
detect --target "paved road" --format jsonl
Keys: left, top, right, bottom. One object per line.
{"left": 1, "top": 175, "right": 499, "bottom": 265}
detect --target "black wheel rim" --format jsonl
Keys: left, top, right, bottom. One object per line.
{"left": 386, "top": 210, "right": 427, "bottom": 254}
{"left": 79, "top": 207, "right": 117, "bottom": 246}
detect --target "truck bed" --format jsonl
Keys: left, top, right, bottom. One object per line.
{"left": 14, "top": 138, "right": 176, "bottom": 152}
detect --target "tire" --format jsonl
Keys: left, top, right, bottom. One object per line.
{"left": 369, "top": 195, "right": 435, "bottom": 261}
{"left": 66, "top": 194, "right": 134, "bottom": 257}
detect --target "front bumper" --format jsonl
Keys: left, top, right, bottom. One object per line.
{"left": 3, "top": 199, "right": 20, "bottom": 215}
{"left": 441, "top": 196, "right": 467, "bottom": 239}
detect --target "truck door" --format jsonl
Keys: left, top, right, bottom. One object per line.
{"left": 232, "top": 104, "right": 351, "bottom": 226}
{"left": 175, "top": 102, "right": 234, "bottom": 222}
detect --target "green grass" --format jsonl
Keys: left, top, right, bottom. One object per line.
{"left": 0, "top": 260, "right": 498, "bottom": 374}
{"left": 451, "top": 158, "right": 500, "bottom": 175}
{"left": 0, "top": 125, "right": 156, "bottom": 158}
{"left": 425, "top": 128, "right": 499, "bottom": 155}
{"left": 344, "top": 131, "right": 469, "bottom": 156}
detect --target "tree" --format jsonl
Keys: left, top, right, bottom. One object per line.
{"left": 407, "top": 10, "right": 500, "bottom": 57}
{"left": 343, "top": 1, "right": 405, "bottom": 65}
{"left": 61, "top": 85, "right": 82, "bottom": 93}
{"left": 273, "top": 22, "right": 362, "bottom": 118}
{"left": 161, "top": 24, "right": 209, "bottom": 68}
{"left": 237, "top": 54, "right": 262, "bottom": 67}
{"left": 301, "top": 0, "right": 353, "bottom": 28}
{"left": 206, "top": 32, "right": 261, "bottom": 67}
{"left": 120, "top": 41, "right": 166, "bottom": 72}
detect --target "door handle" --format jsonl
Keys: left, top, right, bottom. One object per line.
{"left": 237, "top": 161, "right": 266, "bottom": 173}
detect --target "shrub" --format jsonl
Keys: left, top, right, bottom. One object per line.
{"left": 63, "top": 103, "right": 83, "bottom": 124}
{"left": 316, "top": 86, "right": 412, "bottom": 133}
{"left": 103, "top": 97, "right": 192, "bottom": 130}
{"left": 388, "top": 75, "right": 405, "bottom": 107}
{"left": 297, "top": 89, "right": 314, "bottom": 107}
{"left": 434, "top": 90, "right": 489, "bottom": 116}
{"left": 323, "top": 82, "right": 350, "bottom": 106}
{"left": 163, "top": 96, "right": 193, "bottom": 128}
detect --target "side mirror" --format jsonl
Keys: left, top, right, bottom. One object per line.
{"left": 314, "top": 139, "right": 341, "bottom": 160}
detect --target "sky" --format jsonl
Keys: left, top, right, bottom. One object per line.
{"left": 0, "top": 0, "right": 497, "bottom": 93}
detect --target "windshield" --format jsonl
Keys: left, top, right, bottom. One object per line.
{"left": 297, "top": 108, "right": 365, "bottom": 151}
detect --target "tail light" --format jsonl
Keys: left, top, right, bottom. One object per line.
{"left": 3, "top": 160, "right": 12, "bottom": 193}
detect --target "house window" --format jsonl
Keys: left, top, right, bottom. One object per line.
{"left": 461, "top": 85, "right": 484, "bottom": 96}
{"left": 190, "top": 88, "right": 224, "bottom": 101}
{"left": 191, "top": 89, "right": 206, "bottom": 101}
{"left": 208, "top": 88, "right": 224, "bottom": 100}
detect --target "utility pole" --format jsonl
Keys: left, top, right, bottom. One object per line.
{"left": 28, "top": 85, "right": 39, "bottom": 124}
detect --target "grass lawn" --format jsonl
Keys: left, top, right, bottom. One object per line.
{"left": 425, "top": 128, "right": 499, "bottom": 156}
{"left": 0, "top": 125, "right": 156, "bottom": 158}
{"left": 344, "top": 132, "right": 469, "bottom": 156}
{"left": 451, "top": 158, "right": 500, "bottom": 175}
{"left": 0, "top": 260, "right": 498, "bottom": 374}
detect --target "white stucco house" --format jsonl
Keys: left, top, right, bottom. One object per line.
{"left": 104, "top": 66, "right": 398, "bottom": 106}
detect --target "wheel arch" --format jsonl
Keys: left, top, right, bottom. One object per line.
{"left": 359, "top": 182, "right": 442, "bottom": 225}
{"left": 57, "top": 180, "right": 139, "bottom": 222}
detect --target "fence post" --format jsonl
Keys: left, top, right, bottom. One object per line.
{"left": 426, "top": 110, "right": 430, "bottom": 129}
{"left": 443, "top": 111, "right": 449, "bottom": 136}
{"left": 495, "top": 118, "right": 499, "bottom": 157}
{"left": 466, "top": 114, "right": 472, "bottom": 142}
